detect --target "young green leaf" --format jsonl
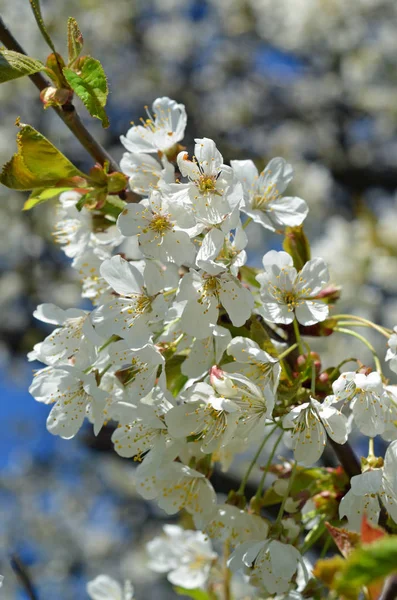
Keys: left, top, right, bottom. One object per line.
{"left": 67, "top": 17, "right": 84, "bottom": 65}
{"left": 23, "top": 187, "right": 76, "bottom": 211}
{"left": 63, "top": 57, "right": 109, "bottom": 127}
{"left": 334, "top": 537, "right": 397, "bottom": 598}
{"left": 29, "top": 0, "right": 56, "bottom": 52}
{"left": 0, "top": 50, "right": 45, "bottom": 84}
{"left": 174, "top": 588, "right": 212, "bottom": 600}
{"left": 0, "top": 124, "right": 86, "bottom": 191}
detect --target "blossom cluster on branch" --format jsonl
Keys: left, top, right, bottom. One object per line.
{"left": 11, "top": 96, "right": 396, "bottom": 599}
{"left": 2, "top": 5, "right": 397, "bottom": 593}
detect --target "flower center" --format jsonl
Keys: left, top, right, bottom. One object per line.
{"left": 252, "top": 183, "right": 279, "bottom": 210}
{"left": 197, "top": 175, "right": 217, "bottom": 194}
{"left": 149, "top": 213, "right": 172, "bottom": 235}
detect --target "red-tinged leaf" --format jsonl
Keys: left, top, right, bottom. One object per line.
{"left": 361, "top": 514, "right": 386, "bottom": 545}
{"left": 325, "top": 522, "right": 360, "bottom": 558}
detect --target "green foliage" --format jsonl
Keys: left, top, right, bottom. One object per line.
{"left": 0, "top": 124, "right": 85, "bottom": 195}
{"left": 283, "top": 225, "right": 311, "bottom": 271}
{"left": 165, "top": 354, "right": 188, "bottom": 396}
{"left": 63, "top": 57, "right": 109, "bottom": 127}
{"left": 315, "top": 535, "right": 397, "bottom": 599}
{"left": 23, "top": 187, "right": 77, "bottom": 210}
{"left": 0, "top": 50, "right": 45, "bottom": 84}
{"left": 335, "top": 537, "right": 397, "bottom": 598}
{"left": 67, "top": 17, "right": 84, "bottom": 65}
{"left": 29, "top": 0, "right": 57, "bottom": 53}
{"left": 174, "top": 587, "right": 212, "bottom": 600}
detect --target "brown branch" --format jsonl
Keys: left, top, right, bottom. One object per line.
{"left": 0, "top": 14, "right": 138, "bottom": 204}
{"left": 10, "top": 554, "right": 39, "bottom": 600}
{"left": 327, "top": 437, "right": 361, "bottom": 480}
{"left": 380, "top": 576, "right": 397, "bottom": 600}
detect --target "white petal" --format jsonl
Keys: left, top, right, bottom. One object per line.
{"left": 298, "top": 258, "right": 329, "bottom": 295}
{"left": 218, "top": 275, "right": 254, "bottom": 327}
{"left": 87, "top": 575, "right": 123, "bottom": 600}
{"left": 33, "top": 303, "right": 68, "bottom": 325}
{"left": 117, "top": 203, "right": 147, "bottom": 237}
{"left": 295, "top": 300, "right": 329, "bottom": 326}
{"left": 100, "top": 255, "right": 144, "bottom": 296}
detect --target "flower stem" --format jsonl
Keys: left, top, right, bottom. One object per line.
{"left": 334, "top": 326, "right": 383, "bottom": 375}
{"left": 311, "top": 361, "right": 316, "bottom": 395}
{"left": 254, "top": 429, "right": 284, "bottom": 501}
{"left": 368, "top": 437, "right": 375, "bottom": 459}
{"left": 238, "top": 424, "right": 278, "bottom": 494}
{"left": 222, "top": 541, "right": 231, "bottom": 600}
{"left": 332, "top": 314, "right": 391, "bottom": 338}
{"left": 277, "top": 343, "right": 298, "bottom": 361}
{"left": 293, "top": 318, "right": 304, "bottom": 355}
{"left": 242, "top": 217, "right": 253, "bottom": 230}
{"left": 275, "top": 461, "right": 297, "bottom": 526}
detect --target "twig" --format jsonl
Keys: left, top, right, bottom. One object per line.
{"left": 0, "top": 15, "right": 138, "bottom": 205}
{"left": 380, "top": 576, "right": 397, "bottom": 600}
{"left": 10, "top": 554, "right": 39, "bottom": 600}
{"left": 327, "top": 437, "right": 361, "bottom": 479}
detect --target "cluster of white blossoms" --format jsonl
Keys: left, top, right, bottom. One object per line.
{"left": 27, "top": 98, "right": 397, "bottom": 599}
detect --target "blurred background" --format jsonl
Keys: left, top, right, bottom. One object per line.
{"left": 2, "top": 0, "right": 397, "bottom": 597}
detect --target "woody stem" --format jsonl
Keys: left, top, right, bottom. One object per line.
{"left": 0, "top": 16, "right": 138, "bottom": 203}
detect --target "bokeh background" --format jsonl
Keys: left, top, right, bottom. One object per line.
{"left": 2, "top": 0, "right": 397, "bottom": 597}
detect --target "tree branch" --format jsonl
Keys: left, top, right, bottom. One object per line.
{"left": 10, "top": 554, "right": 39, "bottom": 600}
{"left": 327, "top": 437, "right": 361, "bottom": 480}
{"left": 380, "top": 576, "right": 397, "bottom": 600}
{"left": 0, "top": 16, "right": 136, "bottom": 193}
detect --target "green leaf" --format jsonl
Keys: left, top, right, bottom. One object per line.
{"left": 174, "top": 587, "right": 211, "bottom": 600}
{"left": 165, "top": 354, "right": 188, "bottom": 397}
{"left": 283, "top": 225, "right": 311, "bottom": 271}
{"left": 24, "top": 186, "right": 76, "bottom": 210}
{"left": 0, "top": 123, "right": 85, "bottom": 192}
{"left": 335, "top": 537, "right": 397, "bottom": 597}
{"left": 29, "top": 0, "right": 56, "bottom": 52}
{"left": 67, "top": 17, "right": 84, "bottom": 64}
{"left": 0, "top": 50, "right": 45, "bottom": 83}
{"left": 63, "top": 57, "right": 109, "bottom": 127}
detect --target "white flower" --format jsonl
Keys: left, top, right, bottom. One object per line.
{"left": 106, "top": 341, "right": 165, "bottom": 401}
{"left": 386, "top": 326, "right": 397, "bottom": 375}
{"left": 231, "top": 157, "right": 308, "bottom": 232}
{"left": 205, "top": 504, "right": 269, "bottom": 548}
{"left": 333, "top": 371, "right": 390, "bottom": 437}
{"left": 54, "top": 191, "right": 121, "bottom": 259}
{"left": 383, "top": 385, "right": 397, "bottom": 441}
{"left": 147, "top": 525, "right": 217, "bottom": 589}
{"left": 210, "top": 367, "right": 276, "bottom": 438}
{"left": 181, "top": 325, "right": 232, "bottom": 379}
{"left": 339, "top": 440, "right": 397, "bottom": 530}
{"left": 31, "top": 303, "right": 101, "bottom": 366}
{"left": 165, "top": 381, "right": 239, "bottom": 454}
{"left": 224, "top": 336, "right": 281, "bottom": 393}
{"left": 136, "top": 462, "right": 216, "bottom": 527}
{"left": 257, "top": 250, "right": 330, "bottom": 325}
{"left": 72, "top": 248, "right": 113, "bottom": 306}
{"left": 29, "top": 365, "right": 109, "bottom": 438}
{"left": 175, "top": 138, "right": 243, "bottom": 228}
{"left": 91, "top": 255, "right": 176, "bottom": 348}
{"left": 177, "top": 269, "right": 254, "bottom": 339}
{"left": 283, "top": 396, "right": 348, "bottom": 466}
{"left": 87, "top": 575, "right": 134, "bottom": 600}
{"left": 110, "top": 386, "right": 176, "bottom": 464}
{"left": 117, "top": 190, "right": 197, "bottom": 265}
{"left": 120, "top": 97, "right": 187, "bottom": 155}
{"left": 195, "top": 224, "right": 247, "bottom": 276}
{"left": 120, "top": 153, "right": 174, "bottom": 196}
{"left": 229, "top": 540, "right": 303, "bottom": 596}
